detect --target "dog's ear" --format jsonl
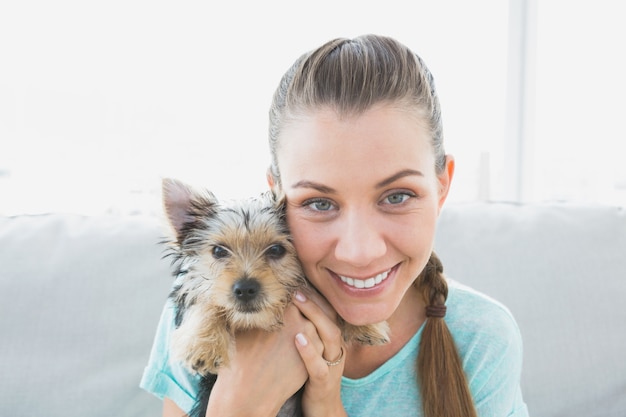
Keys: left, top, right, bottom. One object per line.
{"left": 162, "top": 178, "right": 196, "bottom": 238}
{"left": 269, "top": 188, "right": 287, "bottom": 216}
{"left": 162, "top": 178, "right": 217, "bottom": 242}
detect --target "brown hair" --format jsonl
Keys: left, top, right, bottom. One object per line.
{"left": 267, "top": 34, "right": 477, "bottom": 417}
{"left": 417, "top": 252, "right": 477, "bottom": 417}
{"left": 269, "top": 34, "right": 446, "bottom": 187}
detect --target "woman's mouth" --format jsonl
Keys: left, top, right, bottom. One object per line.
{"left": 338, "top": 268, "right": 391, "bottom": 289}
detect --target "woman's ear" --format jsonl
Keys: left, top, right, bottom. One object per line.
{"left": 437, "top": 155, "right": 455, "bottom": 213}
{"left": 267, "top": 167, "right": 284, "bottom": 197}
{"left": 267, "top": 168, "right": 285, "bottom": 202}
{"left": 266, "top": 168, "right": 276, "bottom": 189}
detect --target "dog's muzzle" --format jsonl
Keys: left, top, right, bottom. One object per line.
{"left": 232, "top": 277, "right": 261, "bottom": 305}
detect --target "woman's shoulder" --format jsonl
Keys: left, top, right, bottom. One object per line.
{"left": 444, "top": 279, "right": 527, "bottom": 413}
{"left": 445, "top": 277, "right": 523, "bottom": 356}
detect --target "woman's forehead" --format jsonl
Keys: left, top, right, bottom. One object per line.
{"left": 276, "top": 105, "right": 437, "bottom": 186}
{"left": 278, "top": 105, "right": 432, "bottom": 158}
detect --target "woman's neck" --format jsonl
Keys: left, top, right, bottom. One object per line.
{"left": 343, "top": 285, "right": 426, "bottom": 379}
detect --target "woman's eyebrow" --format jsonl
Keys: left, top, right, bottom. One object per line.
{"left": 290, "top": 170, "right": 424, "bottom": 193}
{"left": 376, "top": 169, "right": 424, "bottom": 188}
{"left": 290, "top": 180, "right": 336, "bottom": 194}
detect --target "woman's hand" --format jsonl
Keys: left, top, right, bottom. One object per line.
{"left": 203, "top": 289, "right": 347, "bottom": 417}
{"left": 205, "top": 303, "right": 315, "bottom": 417}
{"left": 293, "top": 290, "right": 348, "bottom": 417}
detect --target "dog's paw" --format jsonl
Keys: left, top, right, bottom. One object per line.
{"left": 342, "top": 321, "right": 390, "bottom": 346}
{"left": 172, "top": 322, "right": 232, "bottom": 375}
{"left": 189, "top": 353, "right": 225, "bottom": 375}
{"left": 189, "top": 358, "right": 207, "bottom": 373}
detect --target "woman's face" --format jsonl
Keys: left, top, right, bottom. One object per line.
{"left": 275, "top": 103, "right": 453, "bottom": 326}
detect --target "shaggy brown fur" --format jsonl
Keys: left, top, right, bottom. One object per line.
{"left": 161, "top": 178, "right": 389, "bottom": 417}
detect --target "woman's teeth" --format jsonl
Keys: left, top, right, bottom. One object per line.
{"left": 339, "top": 270, "right": 390, "bottom": 289}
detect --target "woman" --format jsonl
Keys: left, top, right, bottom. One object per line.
{"left": 142, "top": 34, "right": 528, "bottom": 417}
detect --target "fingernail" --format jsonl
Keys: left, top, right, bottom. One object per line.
{"left": 295, "top": 333, "right": 308, "bottom": 346}
{"left": 294, "top": 291, "right": 307, "bottom": 303}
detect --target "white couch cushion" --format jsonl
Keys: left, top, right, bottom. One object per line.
{"left": 0, "top": 214, "right": 170, "bottom": 416}
{"left": 435, "top": 202, "right": 626, "bottom": 417}
{"left": 1, "top": 202, "right": 624, "bottom": 417}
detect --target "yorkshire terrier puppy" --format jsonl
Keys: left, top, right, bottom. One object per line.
{"left": 161, "top": 178, "right": 389, "bottom": 417}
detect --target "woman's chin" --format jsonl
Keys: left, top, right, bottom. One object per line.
{"left": 337, "top": 308, "right": 390, "bottom": 327}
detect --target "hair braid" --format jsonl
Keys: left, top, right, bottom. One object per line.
{"left": 416, "top": 252, "right": 478, "bottom": 417}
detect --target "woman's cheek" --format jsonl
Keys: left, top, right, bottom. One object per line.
{"left": 288, "top": 214, "right": 326, "bottom": 263}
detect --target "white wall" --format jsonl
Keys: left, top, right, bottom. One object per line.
{"left": 2, "top": 0, "right": 623, "bottom": 215}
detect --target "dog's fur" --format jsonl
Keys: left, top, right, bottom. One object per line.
{"left": 161, "top": 178, "right": 389, "bottom": 417}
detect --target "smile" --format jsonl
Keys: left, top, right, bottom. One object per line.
{"left": 339, "top": 269, "right": 390, "bottom": 289}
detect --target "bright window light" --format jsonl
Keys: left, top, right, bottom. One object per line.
{"left": 1, "top": 1, "right": 622, "bottom": 216}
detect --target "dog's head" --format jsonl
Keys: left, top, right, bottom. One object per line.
{"left": 161, "top": 178, "right": 305, "bottom": 330}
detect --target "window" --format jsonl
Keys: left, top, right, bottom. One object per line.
{"left": 527, "top": 0, "right": 626, "bottom": 205}
{"left": 1, "top": 1, "right": 622, "bottom": 216}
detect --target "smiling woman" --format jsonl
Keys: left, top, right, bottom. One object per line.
{"left": 142, "top": 33, "right": 528, "bottom": 417}
{"left": 277, "top": 105, "right": 446, "bottom": 324}
{"left": 277, "top": 104, "right": 450, "bottom": 329}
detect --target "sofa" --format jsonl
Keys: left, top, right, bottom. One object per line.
{"left": 1, "top": 202, "right": 624, "bottom": 416}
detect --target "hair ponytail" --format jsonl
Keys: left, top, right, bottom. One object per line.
{"left": 416, "top": 252, "right": 477, "bottom": 417}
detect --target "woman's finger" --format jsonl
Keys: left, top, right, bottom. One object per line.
{"left": 294, "top": 330, "right": 344, "bottom": 379}
{"left": 294, "top": 290, "right": 344, "bottom": 364}
{"left": 299, "top": 286, "right": 336, "bottom": 320}
{"left": 294, "top": 329, "right": 345, "bottom": 416}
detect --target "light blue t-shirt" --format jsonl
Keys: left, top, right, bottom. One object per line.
{"left": 140, "top": 278, "right": 529, "bottom": 416}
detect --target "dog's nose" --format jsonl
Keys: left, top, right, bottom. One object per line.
{"left": 232, "top": 278, "right": 261, "bottom": 302}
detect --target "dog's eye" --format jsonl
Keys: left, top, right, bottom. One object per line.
{"left": 266, "top": 244, "right": 286, "bottom": 259}
{"left": 212, "top": 245, "right": 230, "bottom": 259}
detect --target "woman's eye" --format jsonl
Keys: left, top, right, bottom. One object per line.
{"left": 304, "top": 199, "right": 334, "bottom": 211}
{"left": 384, "top": 192, "right": 413, "bottom": 205}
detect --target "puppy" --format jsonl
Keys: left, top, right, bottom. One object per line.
{"left": 161, "top": 178, "right": 389, "bottom": 417}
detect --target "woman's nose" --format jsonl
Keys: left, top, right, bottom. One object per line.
{"left": 334, "top": 209, "right": 386, "bottom": 267}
